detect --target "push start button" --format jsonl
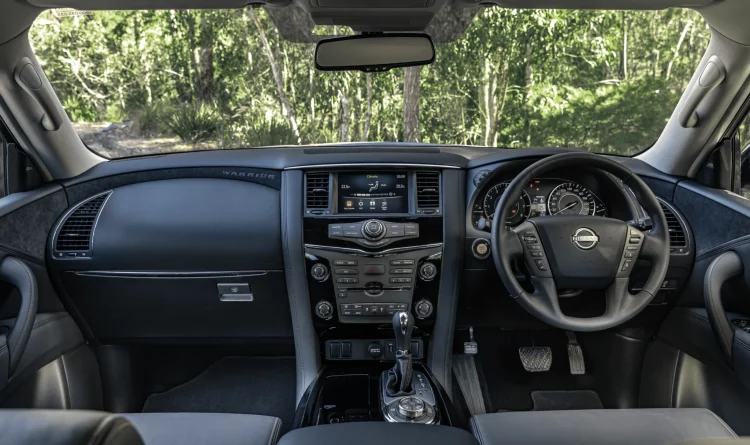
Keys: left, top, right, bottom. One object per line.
{"left": 472, "top": 238, "right": 491, "bottom": 260}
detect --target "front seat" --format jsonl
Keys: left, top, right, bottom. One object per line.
{"left": 0, "top": 410, "right": 144, "bottom": 445}
{"left": 470, "top": 409, "right": 737, "bottom": 445}
{"left": 123, "top": 413, "right": 282, "bottom": 445}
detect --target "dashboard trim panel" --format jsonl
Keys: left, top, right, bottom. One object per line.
{"left": 304, "top": 243, "right": 443, "bottom": 256}
{"left": 287, "top": 163, "right": 461, "bottom": 170}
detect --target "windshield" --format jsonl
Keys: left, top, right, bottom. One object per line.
{"left": 30, "top": 8, "right": 709, "bottom": 158}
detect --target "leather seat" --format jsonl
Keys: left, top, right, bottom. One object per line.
{"left": 278, "top": 422, "right": 479, "bottom": 445}
{"left": 123, "top": 413, "right": 282, "bottom": 445}
{"left": 0, "top": 409, "right": 144, "bottom": 445}
{"left": 470, "top": 409, "right": 737, "bottom": 445}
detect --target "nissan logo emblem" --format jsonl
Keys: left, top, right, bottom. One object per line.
{"left": 572, "top": 228, "right": 599, "bottom": 250}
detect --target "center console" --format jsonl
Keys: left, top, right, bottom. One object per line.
{"left": 299, "top": 168, "right": 451, "bottom": 426}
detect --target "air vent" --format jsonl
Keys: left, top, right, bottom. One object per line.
{"left": 416, "top": 171, "right": 440, "bottom": 210}
{"left": 55, "top": 193, "right": 110, "bottom": 253}
{"left": 306, "top": 172, "right": 330, "bottom": 209}
{"left": 661, "top": 203, "right": 687, "bottom": 249}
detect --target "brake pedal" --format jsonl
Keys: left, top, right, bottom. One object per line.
{"left": 518, "top": 346, "right": 552, "bottom": 372}
{"left": 566, "top": 331, "right": 586, "bottom": 375}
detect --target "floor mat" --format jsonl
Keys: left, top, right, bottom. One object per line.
{"left": 142, "top": 357, "right": 296, "bottom": 432}
{"left": 530, "top": 390, "right": 603, "bottom": 411}
{"left": 475, "top": 329, "right": 597, "bottom": 412}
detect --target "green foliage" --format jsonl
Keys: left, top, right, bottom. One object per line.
{"left": 163, "top": 103, "right": 222, "bottom": 143}
{"left": 28, "top": 7, "right": 711, "bottom": 156}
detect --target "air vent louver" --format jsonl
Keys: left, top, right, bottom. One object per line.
{"left": 306, "top": 173, "right": 330, "bottom": 209}
{"left": 661, "top": 203, "right": 687, "bottom": 249}
{"left": 55, "top": 193, "right": 109, "bottom": 252}
{"left": 416, "top": 172, "right": 440, "bottom": 209}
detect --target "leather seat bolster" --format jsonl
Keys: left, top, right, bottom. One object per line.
{"left": 470, "top": 409, "right": 737, "bottom": 445}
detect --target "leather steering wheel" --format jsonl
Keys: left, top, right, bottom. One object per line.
{"left": 491, "top": 152, "right": 670, "bottom": 331}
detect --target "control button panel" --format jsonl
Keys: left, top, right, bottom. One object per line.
{"left": 340, "top": 302, "right": 409, "bottom": 316}
{"left": 325, "top": 338, "right": 424, "bottom": 361}
{"left": 328, "top": 220, "right": 420, "bottom": 248}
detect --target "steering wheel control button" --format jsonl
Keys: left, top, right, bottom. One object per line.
{"left": 472, "top": 238, "right": 491, "bottom": 260}
{"left": 624, "top": 252, "right": 635, "bottom": 258}
{"left": 311, "top": 263, "right": 329, "bottom": 282}
{"left": 418, "top": 262, "right": 438, "bottom": 281}
{"left": 530, "top": 252, "right": 544, "bottom": 258}
{"left": 621, "top": 260, "right": 633, "bottom": 272}
{"left": 534, "top": 259, "right": 548, "bottom": 271}
{"left": 629, "top": 237, "right": 641, "bottom": 244}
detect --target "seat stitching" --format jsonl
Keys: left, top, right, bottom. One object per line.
{"left": 703, "top": 408, "right": 738, "bottom": 438}
{"left": 470, "top": 417, "right": 486, "bottom": 445}
{"left": 267, "top": 418, "right": 281, "bottom": 445}
{"left": 32, "top": 313, "right": 69, "bottom": 330}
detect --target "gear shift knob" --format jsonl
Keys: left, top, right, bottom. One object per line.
{"left": 393, "top": 311, "right": 414, "bottom": 353}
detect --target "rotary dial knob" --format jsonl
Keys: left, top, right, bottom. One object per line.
{"left": 362, "top": 220, "right": 385, "bottom": 240}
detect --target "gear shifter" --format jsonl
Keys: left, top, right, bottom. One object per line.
{"left": 386, "top": 311, "right": 414, "bottom": 396}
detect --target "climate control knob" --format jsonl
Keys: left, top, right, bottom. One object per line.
{"left": 414, "top": 300, "right": 434, "bottom": 319}
{"left": 418, "top": 262, "right": 437, "bottom": 281}
{"left": 362, "top": 220, "right": 385, "bottom": 240}
{"left": 315, "top": 300, "right": 333, "bottom": 319}
{"left": 311, "top": 263, "right": 329, "bottom": 282}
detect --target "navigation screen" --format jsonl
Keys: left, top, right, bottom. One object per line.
{"left": 337, "top": 172, "right": 408, "bottom": 213}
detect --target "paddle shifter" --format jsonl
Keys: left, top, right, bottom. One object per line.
{"left": 387, "top": 311, "right": 414, "bottom": 396}
{"left": 380, "top": 311, "right": 439, "bottom": 424}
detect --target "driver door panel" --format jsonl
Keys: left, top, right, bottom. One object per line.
{"left": 641, "top": 179, "right": 750, "bottom": 435}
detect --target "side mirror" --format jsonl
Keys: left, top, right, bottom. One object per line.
{"left": 315, "top": 33, "right": 435, "bottom": 72}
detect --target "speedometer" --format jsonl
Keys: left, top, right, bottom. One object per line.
{"left": 547, "top": 182, "right": 597, "bottom": 216}
{"left": 483, "top": 182, "right": 531, "bottom": 227}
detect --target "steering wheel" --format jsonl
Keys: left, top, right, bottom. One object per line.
{"left": 491, "top": 152, "right": 670, "bottom": 331}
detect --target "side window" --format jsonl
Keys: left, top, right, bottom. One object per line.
{"left": 0, "top": 123, "right": 44, "bottom": 197}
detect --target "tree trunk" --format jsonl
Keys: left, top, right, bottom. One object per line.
{"left": 363, "top": 72, "right": 372, "bottom": 141}
{"left": 620, "top": 12, "right": 628, "bottom": 80}
{"left": 194, "top": 46, "right": 215, "bottom": 102}
{"left": 666, "top": 19, "right": 692, "bottom": 80}
{"left": 523, "top": 42, "right": 533, "bottom": 146}
{"left": 247, "top": 8, "right": 301, "bottom": 142}
{"left": 403, "top": 66, "right": 421, "bottom": 142}
{"left": 339, "top": 89, "right": 350, "bottom": 142}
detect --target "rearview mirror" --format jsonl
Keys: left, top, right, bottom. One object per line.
{"left": 315, "top": 34, "right": 435, "bottom": 72}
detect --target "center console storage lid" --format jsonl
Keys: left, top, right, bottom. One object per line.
{"left": 278, "top": 423, "right": 478, "bottom": 445}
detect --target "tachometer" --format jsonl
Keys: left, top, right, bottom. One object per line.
{"left": 483, "top": 182, "right": 531, "bottom": 227}
{"left": 547, "top": 182, "right": 597, "bottom": 216}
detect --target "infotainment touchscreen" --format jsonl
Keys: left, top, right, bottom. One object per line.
{"left": 337, "top": 172, "right": 408, "bottom": 213}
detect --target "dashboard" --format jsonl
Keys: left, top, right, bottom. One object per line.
{"left": 42, "top": 145, "right": 693, "bottom": 350}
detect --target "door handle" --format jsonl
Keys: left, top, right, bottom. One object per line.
{"left": 0, "top": 256, "right": 38, "bottom": 387}
{"left": 704, "top": 251, "right": 743, "bottom": 367}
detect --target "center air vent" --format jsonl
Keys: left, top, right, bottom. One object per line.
{"left": 660, "top": 202, "right": 688, "bottom": 251}
{"left": 306, "top": 172, "right": 330, "bottom": 211}
{"left": 54, "top": 192, "right": 111, "bottom": 256}
{"left": 416, "top": 171, "right": 440, "bottom": 213}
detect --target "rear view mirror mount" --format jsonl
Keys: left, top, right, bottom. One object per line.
{"left": 314, "top": 33, "right": 435, "bottom": 73}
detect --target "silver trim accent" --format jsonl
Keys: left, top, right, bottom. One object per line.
{"left": 74, "top": 270, "right": 269, "bottom": 278}
{"left": 305, "top": 242, "right": 442, "bottom": 256}
{"left": 50, "top": 190, "right": 113, "bottom": 259}
{"left": 286, "top": 163, "right": 460, "bottom": 170}
{"left": 571, "top": 227, "right": 599, "bottom": 250}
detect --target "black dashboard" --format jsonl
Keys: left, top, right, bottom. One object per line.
{"left": 40, "top": 146, "right": 694, "bottom": 358}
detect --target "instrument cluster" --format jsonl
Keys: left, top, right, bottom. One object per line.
{"left": 472, "top": 178, "right": 608, "bottom": 231}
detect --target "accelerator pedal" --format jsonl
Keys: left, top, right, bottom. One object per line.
{"left": 566, "top": 331, "right": 586, "bottom": 375}
{"left": 518, "top": 346, "right": 552, "bottom": 372}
